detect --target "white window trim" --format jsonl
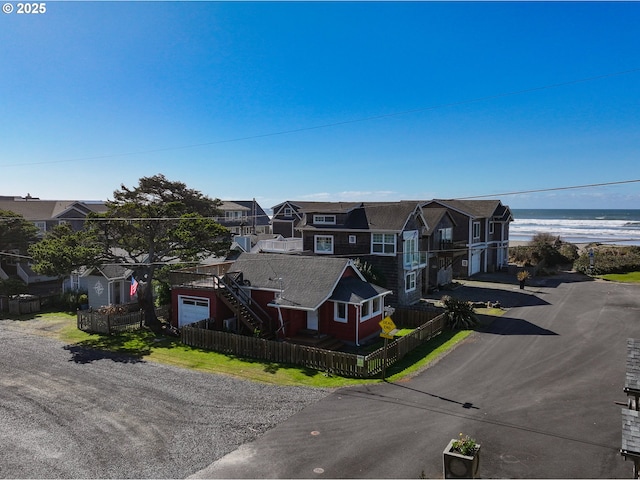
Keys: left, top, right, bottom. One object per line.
{"left": 489, "top": 222, "right": 495, "bottom": 234}
{"left": 314, "top": 235, "right": 334, "bottom": 254}
{"left": 360, "top": 296, "right": 383, "bottom": 322}
{"left": 405, "top": 271, "right": 417, "bottom": 292}
{"left": 313, "top": 214, "right": 336, "bottom": 225}
{"left": 334, "top": 302, "right": 348, "bottom": 323}
{"left": 371, "top": 233, "right": 396, "bottom": 255}
{"left": 473, "top": 222, "right": 481, "bottom": 240}
{"left": 35, "top": 221, "right": 46, "bottom": 233}
{"left": 283, "top": 207, "right": 293, "bottom": 217}
{"left": 349, "top": 235, "right": 356, "bottom": 244}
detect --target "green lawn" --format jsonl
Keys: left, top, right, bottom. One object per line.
{"left": 4, "top": 310, "right": 474, "bottom": 388}
{"left": 598, "top": 271, "right": 640, "bottom": 283}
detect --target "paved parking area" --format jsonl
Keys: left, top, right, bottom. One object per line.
{"left": 192, "top": 271, "right": 640, "bottom": 478}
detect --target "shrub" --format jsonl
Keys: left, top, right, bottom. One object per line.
{"left": 574, "top": 245, "right": 640, "bottom": 275}
{"left": 0, "top": 278, "right": 28, "bottom": 296}
{"left": 442, "top": 295, "right": 478, "bottom": 330}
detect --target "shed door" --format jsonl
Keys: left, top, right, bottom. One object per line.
{"left": 178, "top": 295, "right": 210, "bottom": 327}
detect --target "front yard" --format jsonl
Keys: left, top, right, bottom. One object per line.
{"left": 1, "top": 310, "right": 474, "bottom": 387}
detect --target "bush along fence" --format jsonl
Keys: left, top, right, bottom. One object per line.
{"left": 77, "top": 309, "right": 144, "bottom": 334}
{"left": 181, "top": 309, "right": 445, "bottom": 378}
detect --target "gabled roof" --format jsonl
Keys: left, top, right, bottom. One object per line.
{"left": 422, "top": 207, "right": 456, "bottom": 233}
{"left": 359, "top": 202, "right": 426, "bottom": 231}
{"left": 228, "top": 252, "right": 389, "bottom": 311}
{"left": 329, "top": 277, "right": 391, "bottom": 304}
{"left": 0, "top": 199, "right": 107, "bottom": 221}
{"left": 272, "top": 201, "right": 362, "bottom": 214}
{"left": 428, "top": 199, "right": 511, "bottom": 221}
{"left": 281, "top": 201, "right": 427, "bottom": 232}
{"left": 82, "top": 264, "right": 133, "bottom": 280}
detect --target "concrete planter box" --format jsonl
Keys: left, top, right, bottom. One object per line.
{"left": 443, "top": 439, "right": 480, "bottom": 479}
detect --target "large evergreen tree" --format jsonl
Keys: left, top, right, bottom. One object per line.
{"left": 31, "top": 174, "right": 230, "bottom": 330}
{"left": 0, "top": 209, "right": 38, "bottom": 256}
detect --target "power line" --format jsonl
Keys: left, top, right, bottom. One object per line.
{"left": 457, "top": 179, "right": 640, "bottom": 200}
{"left": 2, "top": 68, "right": 639, "bottom": 168}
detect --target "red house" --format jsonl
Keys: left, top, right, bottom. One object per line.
{"left": 171, "top": 253, "right": 392, "bottom": 347}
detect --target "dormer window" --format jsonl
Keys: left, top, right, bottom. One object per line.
{"left": 313, "top": 215, "right": 336, "bottom": 225}
{"left": 283, "top": 207, "right": 293, "bottom": 217}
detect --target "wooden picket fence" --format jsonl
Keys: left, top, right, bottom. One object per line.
{"left": 77, "top": 310, "right": 144, "bottom": 334}
{"left": 181, "top": 310, "right": 445, "bottom": 378}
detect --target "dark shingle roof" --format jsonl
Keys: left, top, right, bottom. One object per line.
{"left": 229, "top": 253, "right": 355, "bottom": 310}
{"left": 431, "top": 199, "right": 504, "bottom": 219}
{"left": 329, "top": 276, "right": 391, "bottom": 303}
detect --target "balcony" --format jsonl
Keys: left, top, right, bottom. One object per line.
{"left": 403, "top": 251, "right": 427, "bottom": 270}
{"left": 253, "top": 238, "right": 303, "bottom": 253}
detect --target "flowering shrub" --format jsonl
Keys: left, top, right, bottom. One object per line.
{"left": 451, "top": 433, "right": 478, "bottom": 456}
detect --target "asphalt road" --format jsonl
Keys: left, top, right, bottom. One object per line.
{"left": 191, "top": 273, "right": 640, "bottom": 478}
{"left": 0, "top": 327, "right": 329, "bottom": 478}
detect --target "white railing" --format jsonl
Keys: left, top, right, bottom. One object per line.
{"left": 403, "top": 251, "right": 427, "bottom": 269}
{"left": 252, "top": 238, "right": 303, "bottom": 253}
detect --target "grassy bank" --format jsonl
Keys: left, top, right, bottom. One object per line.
{"left": 3, "top": 311, "right": 474, "bottom": 387}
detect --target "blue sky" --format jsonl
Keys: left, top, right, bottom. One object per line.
{"left": 2, "top": 1, "right": 639, "bottom": 210}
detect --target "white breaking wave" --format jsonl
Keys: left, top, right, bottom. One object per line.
{"left": 510, "top": 218, "right": 640, "bottom": 244}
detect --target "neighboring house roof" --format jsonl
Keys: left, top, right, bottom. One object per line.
{"left": 429, "top": 199, "right": 512, "bottom": 221}
{"left": 422, "top": 207, "right": 456, "bottom": 233}
{"left": 272, "top": 201, "right": 363, "bottom": 214}
{"left": 280, "top": 201, "right": 427, "bottom": 233}
{"left": 231, "top": 200, "right": 271, "bottom": 227}
{"left": 228, "top": 252, "right": 389, "bottom": 311}
{"left": 82, "top": 264, "right": 132, "bottom": 280}
{"left": 0, "top": 199, "right": 107, "bottom": 221}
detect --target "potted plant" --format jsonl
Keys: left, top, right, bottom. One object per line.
{"left": 443, "top": 433, "right": 480, "bottom": 479}
{"left": 517, "top": 270, "right": 530, "bottom": 289}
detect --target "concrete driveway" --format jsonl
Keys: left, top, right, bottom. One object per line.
{"left": 192, "top": 272, "right": 640, "bottom": 478}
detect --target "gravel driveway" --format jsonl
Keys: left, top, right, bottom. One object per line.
{"left": 0, "top": 325, "right": 330, "bottom": 478}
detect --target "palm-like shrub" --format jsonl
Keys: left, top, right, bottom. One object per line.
{"left": 442, "top": 295, "right": 478, "bottom": 330}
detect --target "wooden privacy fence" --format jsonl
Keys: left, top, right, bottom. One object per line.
{"left": 8, "top": 295, "right": 40, "bottom": 315}
{"left": 181, "top": 312, "right": 446, "bottom": 378}
{"left": 77, "top": 310, "right": 144, "bottom": 334}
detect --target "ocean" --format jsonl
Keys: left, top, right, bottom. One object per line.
{"left": 511, "top": 209, "right": 640, "bottom": 245}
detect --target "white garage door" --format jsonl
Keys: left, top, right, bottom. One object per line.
{"left": 470, "top": 250, "right": 482, "bottom": 275}
{"left": 178, "top": 295, "right": 210, "bottom": 327}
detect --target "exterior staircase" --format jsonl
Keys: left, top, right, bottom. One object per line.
{"left": 214, "top": 272, "right": 274, "bottom": 339}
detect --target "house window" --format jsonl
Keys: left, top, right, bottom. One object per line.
{"left": 405, "top": 271, "right": 416, "bottom": 292}
{"left": 315, "top": 235, "right": 334, "bottom": 254}
{"left": 489, "top": 222, "right": 495, "bottom": 234}
{"left": 372, "top": 233, "right": 396, "bottom": 255}
{"left": 313, "top": 215, "right": 336, "bottom": 225}
{"left": 473, "top": 222, "right": 481, "bottom": 240}
{"left": 403, "top": 230, "right": 419, "bottom": 268}
{"left": 34, "top": 221, "right": 46, "bottom": 234}
{"left": 225, "top": 211, "right": 247, "bottom": 221}
{"left": 349, "top": 235, "right": 356, "bottom": 244}
{"left": 438, "top": 227, "right": 452, "bottom": 243}
{"left": 372, "top": 297, "right": 382, "bottom": 316}
{"left": 334, "top": 302, "right": 348, "bottom": 323}
{"left": 361, "top": 300, "right": 370, "bottom": 320}
{"left": 283, "top": 207, "right": 293, "bottom": 217}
